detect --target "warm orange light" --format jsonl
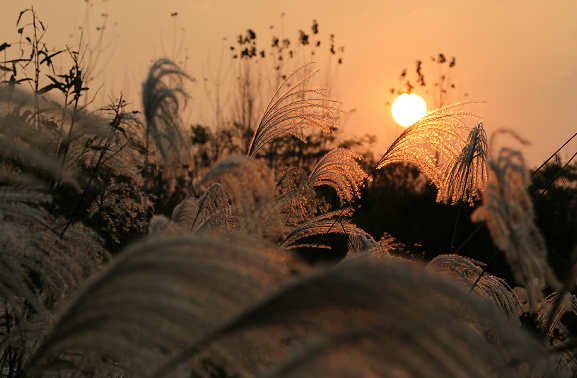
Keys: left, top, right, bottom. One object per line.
{"left": 391, "top": 94, "right": 427, "bottom": 127}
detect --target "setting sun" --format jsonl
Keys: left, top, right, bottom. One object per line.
{"left": 391, "top": 94, "right": 427, "bottom": 127}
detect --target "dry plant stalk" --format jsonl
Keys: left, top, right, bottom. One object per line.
{"left": 472, "top": 147, "right": 561, "bottom": 309}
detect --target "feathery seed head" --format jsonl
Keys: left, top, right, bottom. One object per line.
{"left": 308, "top": 149, "right": 367, "bottom": 206}
{"left": 200, "top": 155, "right": 284, "bottom": 238}
{"left": 437, "top": 122, "right": 490, "bottom": 205}
{"left": 142, "top": 59, "right": 192, "bottom": 177}
{"left": 342, "top": 232, "right": 399, "bottom": 261}
{"left": 279, "top": 208, "right": 363, "bottom": 250}
{"left": 26, "top": 235, "right": 302, "bottom": 376}
{"left": 428, "top": 254, "right": 520, "bottom": 324}
{"left": 537, "top": 291, "right": 577, "bottom": 337}
{"left": 378, "top": 102, "right": 482, "bottom": 188}
{"left": 472, "top": 147, "right": 561, "bottom": 309}
{"left": 276, "top": 166, "right": 330, "bottom": 228}
{"left": 170, "top": 183, "right": 236, "bottom": 237}
{"left": 247, "top": 62, "right": 341, "bottom": 158}
{"left": 201, "top": 256, "right": 550, "bottom": 378}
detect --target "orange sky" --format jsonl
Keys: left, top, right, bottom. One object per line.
{"left": 2, "top": 0, "right": 576, "bottom": 168}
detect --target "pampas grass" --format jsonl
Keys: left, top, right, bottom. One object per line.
{"left": 174, "top": 256, "right": 548, "bottom": 378}
{"left": 1, "top": 52, "right": 574, "bottom": 378}
{"left": 537, "top": 292, "right": 577, "bottom": 337}
{"left": 437, "top": 122, "right": 490, "bottom": 205}
{"left": 472, "top": 147, "right": 561, "bottom": 309}
{"left": 377, "top": 102, "right": 482, "bottom": 188}
{"left": 427, "top": 254, "right": 520, "bottom": 323}
{"left": 22, "top": 235, "right": 303, "bottom": 376}
{"left": 141, "top": 59, "right": 192, "bottom": 171}
{"left": 247, "top": 63, "right": 341, "bottom": 158}
{"left": 308, "top": 148, "right": 366, "bottom": 205}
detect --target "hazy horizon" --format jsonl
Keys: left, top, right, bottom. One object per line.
{"left": 2, "top": 0, "right": 576, "bottom": 168}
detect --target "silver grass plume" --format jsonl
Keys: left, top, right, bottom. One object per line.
{"left": 0, "top": 188, "right": 107, "bottom": 367}
{"left": 427, "top": 254, "right": 520, "bottom": 324}
{"left": 537, "top": 292, "right": 577, "bottom": 337}
{"left": 170, "top": 183, "right": 236, "bottom": 237}
{"left": 275, "top": 167, "right": 330, "bottom": 228}
{"left": 0, "top": 135, "right": 70, "bottom": 186}
{"left": 0, "top": 87, "right": 110, "bottom": 186}
{"left": 148, "top": 214, "right": 177, "bottom": 235}
{"left": 377, "top": 102, "right": 481, "bottom": 187}
{"left": 180, "top": 256, "right": 550, "bottom": 378}
{"left": 308, "top": 149, "right": 367, "bottom": 206}
{"left": 22, "top": 235, "right": 304, "bottom": 377}
{"left": 0, "top": 189, "right": 66, "bottom": 312}
{"left": 472, "top": 147, "right": 561, "bottom": 309}
{"left": 0, "top": 188, "right": 107, "bottom": 309}
{"left": 142, "top": 59, "right": 192, "bottom": 176}
{"left": 342, "top": 233, "right": 399, "bottom": 261}
{"left": 247, "top": 62, "right": 341, "bottom": 158}
{"left": 200, "top": 155, "right": 286, "bottom": 238}
{"left": 437, "top": 122, "right": 490, "bottom": 205}
{"left": 279, "top": 209, "right": 371, "bottom": 250}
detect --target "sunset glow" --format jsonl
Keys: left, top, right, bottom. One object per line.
{"left": 391, "top": 94, "right": 427, "bottom": 127}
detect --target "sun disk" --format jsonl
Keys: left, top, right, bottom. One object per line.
{"left": 391, "top": 94, "right": 427, "bottom": 127}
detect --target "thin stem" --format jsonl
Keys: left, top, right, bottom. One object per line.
{"left": 531, "top": 132, "right": 577, "bottom": 178}
{"left": 448, "top": 139, "right": 476, "bottom": 252}
{"left": 449, "top": 203, "right": 462, "bottom": 253}
{"left": 532, "top": 151, "right": 577, "bottom": 206}
{"left": 56, "top": 95, "right": 81, "bottom": 187}
{"left": 338, "top": 217, "right": 358, "bottom": 253}
{"left": 60, "top": 131, "right": 112, "bottom": 238}
{"left": 188, "top": 203, "right": 203, "bottom": 234}
{"left": 143, "top": 127, "right": 150, "bottom": 224}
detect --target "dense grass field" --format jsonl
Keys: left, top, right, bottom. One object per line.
{"left": 1, "top": 8, "right": 577, "bottom": 378}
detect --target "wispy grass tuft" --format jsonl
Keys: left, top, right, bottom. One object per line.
{"left": 308, "top": 149, "right": 366, "bottom": 206}
{"left": 23, "top": 235, "right": 302, "bottom": 376}
{"left": 171, "top": 183, "right": 235, "bottom": 237}
{"left": 141, "top": 58, "right": 192, "bottom": 180}
{"left": 178, "top": 256, "right": 549, "bottom": 378}
{"left": 377, "top": 102, "right": 481, "bottom": 188}
{"left": 437, "top": 122, "right": 490, "bottom": 205}
{"left": 247, "top": 62, "right": 341, "bottom": 158}
{"left": 200, "top": 155, "right": 285, "bottom": 238}
{"left": 280, "top": 209, "right": 375, "bottom": 251}
{"left": 428, "top": 254, "right": 520, "bottom": 324}
{"left": 537, "top": 291, "right": 577, "bottom": 337}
